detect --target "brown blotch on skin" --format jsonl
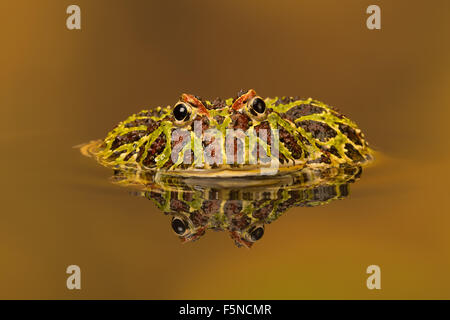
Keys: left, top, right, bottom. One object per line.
{"left": 142, "top": 133, "right": 166, "bottom": 166}
{"left": 170, "top": 199, "right": 189, "bottom": 213}
{"left": 274, "top": 96, "right": 301, "bottom": 106}
{"left": 275, "top": 190, "right": 300, "bottom": 214}
{"left": 191, "top": 116, "right": 210, "bottom": 137}
{"left": 224, "top": 200, "right": 243, "bottom": 215}
{"left": 214, "top": 115, "right": 225, "bottom": 125}
{"left": 282, "top": 103, "right": 325, "bottom": 122}
{"left": 202, "top": 136, "right": 215, "bottom": 148}
{"left": 327, "top": 145, "right": 342, "bottom": 158}
{"left": 148, "top": 191, "right": 166, "bottom": 207}
{"left": 306, "top": 154, "right": 332, "bottom": 165}
{"left": 310, "top": 185, "right": 338, "bottom": 202}
{"left": 230, "top": 113, "right": 250, "bottom": 131}
{"left": 190, "top": 211, "right": 209, "bottom": 227}
{"left": 111, "top": 131, "right": 146, "bottom": 150}
{"left": 297, "top": 120, "right": 337, "bottom": 142}
{"left": 136, "top": 145, "right": 145, "bottom": 162}
{"left": 331, "top": 110, "right": 345, "bottom": 119}
{"left": 296, "top": 185, "right": 337, "bottom": 202}
{"left": 227, "top": 137, "right": 246, "bottom": 166}
{"left": 316, "top": 143, "right": 342, "bottom": 159}
{"left": 327, "top": 104, "right": 343, "bottom": 114}
{"left": 136, "top": 109, "right": 165, "bottom": 118}
{"left": 338, "top": 123, "right": 363, "bottom": 146}
{"left": 344, "top": 143, "right": 364, "bottom": 162}
{"left": 162, "top": 157, "right": 173, "bottom": 168}
{"left": 279, "top": 128, "right": 303, "bottom": 159}
{"left": 182, "top": 192, "right": 193, "bottom": 202}
{"left": 202, "top": 136, "right": 221, "bottom": 166}
{"left": 201, "top": 200, "right": 221, "bottom": 215}
{"left": 209, "top": 97, "right": 227, "bottom": 109}
{"left": 123, "top": 151, "right": 136, "bottom": 161}
{"left": 254, "top": 121, "right": 272, "bottom": 144}
{"left": 278, "top": 152, "right": 288, "bottom": 164}
{"left": 109, "top": 150, "right": 124, "bottom": 160}
{"left": 230, "top": 214, "right": 251, "bottom": 232}
{"left": 339, "top": 184, "right": 349, "bottom": 197}
{"left": 252, "top": 201, "right": 274, "bottom": 219}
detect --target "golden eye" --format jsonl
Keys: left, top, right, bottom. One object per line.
{"left": 173, "top": 102, "right": 192, "bottom": 123}
{"left": 247, "top": 97, "right": 267, "bottom": 120}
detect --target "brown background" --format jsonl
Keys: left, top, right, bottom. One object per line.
{"left": 1, "top": 0, "right": 450, "bottom": 299}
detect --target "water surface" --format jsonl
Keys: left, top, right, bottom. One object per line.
{"left": 1, "top": 0, "right": 450, "bottom": 299}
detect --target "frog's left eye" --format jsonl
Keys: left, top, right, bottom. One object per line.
{"left": 244, "top": 224, "right": 265, "bottom": 243}
{"left": 249, "top": 225, "right": 265, "bottom": 241}
{"left": 171, "top": 217, "right": 189, "bottom": 236}
{"left": 173, "top": 102, "right": 192, "bottom": 122}
{"left": 247, "top": 97, "right": 267, "bottom": 119}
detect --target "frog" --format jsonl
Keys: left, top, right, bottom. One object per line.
{"left": 88, "top": 89, "right": 373, "bottom": 177}
{"left": 112, "top": 164, "right": 363, "bottom": 248}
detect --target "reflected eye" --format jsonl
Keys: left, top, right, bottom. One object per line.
{"left": 173, "top": 102, "right": 191, "bottom": 121}
{"left": 171, "top": 217, "right": 188, "bottom": 235}
{"left": 249, "top": 97, "right": 266, "bottom": 115}
{"left": 249, "top": 226, "right": 264, "bottom": 241}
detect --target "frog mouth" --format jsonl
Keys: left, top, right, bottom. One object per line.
{"left": 160, "top": 161, "right": 306, "bottom": 178}
{"left": 150, "top": 164, "right": 358, "bottom": 193}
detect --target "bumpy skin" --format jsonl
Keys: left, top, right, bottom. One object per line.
{"left": 113, "top": 165, "right": 362, "bottom": 248}
{"left": 95, "top": 89, "right": 372, "bottom": 176}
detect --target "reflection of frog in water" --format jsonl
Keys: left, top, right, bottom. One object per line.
{"left": 111, "top": 166, "right": 362, "bottom": 248}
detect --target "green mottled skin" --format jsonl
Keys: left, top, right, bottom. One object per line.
{"left": 93, "top": 89, "right": 373, "bottom": 177}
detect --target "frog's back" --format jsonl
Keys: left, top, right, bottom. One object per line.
{"left": 268, "top": 96, "right": 373, "bottom": 167}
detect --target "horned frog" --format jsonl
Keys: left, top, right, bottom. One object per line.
{"left": 86, "top": 89, "right": 373, "bottom": 177}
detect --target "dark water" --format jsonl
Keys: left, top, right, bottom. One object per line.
{"left": 1, "top": 0, "right": 450, "bottom": 299}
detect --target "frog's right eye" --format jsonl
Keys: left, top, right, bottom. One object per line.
{"left": 171, "top": 217, "right": 188, "bottom": 236}
{"left": 173, "top": 102, "right": 192, "bottom": 122}
{"left": 246, "top": 96, "right": 267, "bottom": 121}
{"left": 249, "top": 97, "right": 266, "bottom": 115}
{"left": 249, "top": 225, "right": 265, "bottom": 241}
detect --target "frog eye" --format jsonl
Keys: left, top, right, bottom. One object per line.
{"left": 171, "top": 217, "right": 188, "bottom": 236}
{"left": 248, "top": 225, "right": 265, "bottom": 241}
{"left": 173, "top": 102, "right": 192, "bottom": 122}
{"left": 247, "top": 97, "right": 267, "bottom": 119}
